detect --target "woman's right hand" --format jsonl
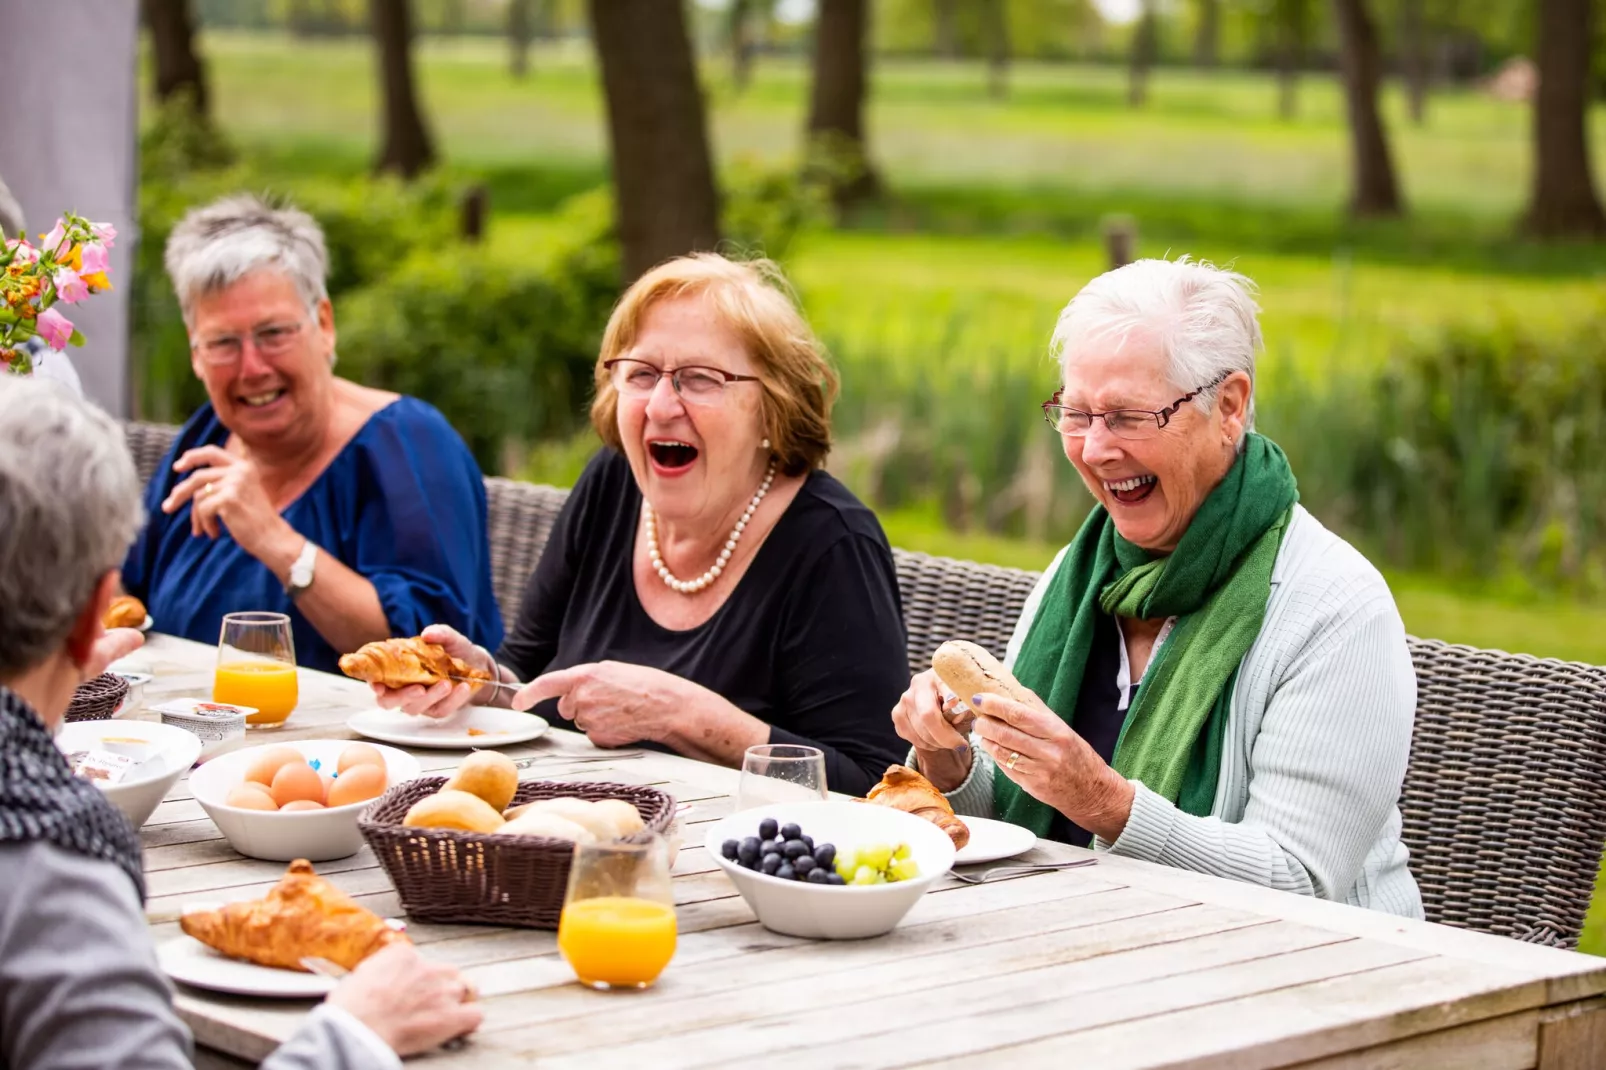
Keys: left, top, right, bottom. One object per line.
{"left": 891, "top": 670, "right": 974, "bottom": 793}
{"left": 327, "top": 943, "right": 482, "bottom": 1056}
{"left": 370, "top": 624, "right": 499, "bottom": 719}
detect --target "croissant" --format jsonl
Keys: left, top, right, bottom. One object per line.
{"left": 180, "top": 859, "right": 408, "bottom": 972}
{"left": 337, "top": 637, "right": 492, "bottom": 690}
{"left": 103, "top": 595, "right": 146, "bottom": 629}
{"left": 864, "top": 765, "right": 971, "bottom": 850}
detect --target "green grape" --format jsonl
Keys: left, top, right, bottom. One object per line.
{"left": 858, "top": 844, "right": 894, "bottom": 872}
{"left": 852, "top": 865, "right": 882, "bottom": 886}
{"left": 892, "top": 843, "right": 912, "bottom": 862}
{"left": 835, "top": 851, "right": 858, "bottom": 879}
{"left": 889, "top": 857, "right": 921, "bottom": 882}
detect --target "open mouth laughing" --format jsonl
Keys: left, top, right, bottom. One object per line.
{"left": 647, "top": 439, "right": 700, "bottom": 474}
{"left": 1103, "top": 473, "right": 1158, "bottom": 505}
{"left": 239, "top": 388, "right": 287, "bottom": 409}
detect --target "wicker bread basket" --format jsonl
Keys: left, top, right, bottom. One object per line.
{"left": 65, "top": 672, "right": 130, "bottom": 723}
{"left": 359, "top": 777, "right": 676, "bottom": 929}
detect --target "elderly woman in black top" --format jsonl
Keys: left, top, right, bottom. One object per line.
{"left": 371, "top": 254, "right": 907, "bottom": 794}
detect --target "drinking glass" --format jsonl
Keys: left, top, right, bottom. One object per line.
{"left": 213, "top": 612, "right": 299, "bottom": 729}
{"left": 736, "top": 744, "right": 828, "bottom": 810}
{"left": 557, "top": 835, "right": 677, "bottom": 990}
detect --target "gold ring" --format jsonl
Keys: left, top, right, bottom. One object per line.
{"left": 1006, "top": 751, "right": 1020, "bottom": 771}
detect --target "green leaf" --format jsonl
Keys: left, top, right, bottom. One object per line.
{"left": 67, "top": 329, "right": 86, "bottom": 347}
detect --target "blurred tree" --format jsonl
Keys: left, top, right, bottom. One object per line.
{"left": 1193, "top": 0, "right": 1220, "bottom": 66}
{"left": 370, "top": 0, "right": 436, "bottom": 179}
{"left": 442, "top": 0, "right": 465, "bottom": 35}
{"left": 589, "top": 0, "right": 720, "bottom": 280}
{"left": 1527, "top": 0, "right": 1606, "bottom": 236}
{"left": 508, "top": 0, "right": 533, "bottom": 78}
{"left": 144, "top": 0, "right": 212, "bottom": 120}
{"left": 1332, "top": 0, "right": 1403, "bottom": 216}
{"left": 1129, "top": 0, "right": 1159, "bottom": 106}
{"left": 934, "top": 0, "right": 959, "bottom": 57}
{"left": 731, "top": 0, "right": 757, "bottom": 91}
{"left": 287, "top": 0, "right": 315, "bottom": 36}
{"left": 807, "top": 0, "right": 880, "bottom": 209}
{"left": 1401, "top": 0, "right": 1429, "bottom": 124}
{"left": 1274, "top": 0, "right": 1311, "bottom": 121}
{"left": 984, "top": 0, "right": 1009, "bottom": 98}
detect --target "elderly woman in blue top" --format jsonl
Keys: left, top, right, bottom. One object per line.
{"left": 121, "top": 195, "right": 502, "bottom": 672}
{"left": 893, "top": 258, "right": 1422, "bottom": 917}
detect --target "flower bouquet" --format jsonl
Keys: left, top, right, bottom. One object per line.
{"left": 1, "top": 213, "right": 116, "bottom": 375}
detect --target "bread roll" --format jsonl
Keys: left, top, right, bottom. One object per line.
{"left": 930, "top": 640, "right": 1048, "bottom": 732}
{"left": 443, "top": 751, "right": 519, "bottom": 812}
{"left": 517, "top": 797, "right": 619, "bottom": 841}
{"left": 495, "top": 812, "right": 597, "bottom": 843}
{"left": 402, "top": 790, "right": 505, "bottom": 833}
{"left": 590, "top": 798, "right": 646, "bottom": 838}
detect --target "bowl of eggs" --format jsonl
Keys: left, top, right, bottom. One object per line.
{"left": 188, "top": 739, "right": 422, "bottom": 861}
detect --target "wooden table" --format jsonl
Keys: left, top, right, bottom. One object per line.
{"left": 128, "top": 635, "right": 1606, "bottom": 1069}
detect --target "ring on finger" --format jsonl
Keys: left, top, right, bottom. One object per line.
{"left": 1006, "top": 750, "right": 1021, "bottom": 771}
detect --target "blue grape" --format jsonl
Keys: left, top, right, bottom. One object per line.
{"left": 760, "top": 853, "right": 782, "bottom": 875}
{"left": 721, "top": 839, "right": 740, "bottom": 861}
{"left": 758, "top": 817, "right": 779, "bottom": 841}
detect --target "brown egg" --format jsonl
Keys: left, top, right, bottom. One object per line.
{"left": 337, "top": 743, "right": 386, "bottom": 774}
{"left": 244, "top": 746, "right": 305, "bottom": 787}
{"left": 327, "top": 764, "right": 387, "bottom": 808}
{"left": 280, "top": 799, "right": 326, "bottom": 812}
{"left": 269, "top": 761, "right": 325, "bottom": 808}
{"left": 225, "top": 782, "right": 279, "bottom": 811}
{"left": 319, "top": 770, "right": 336, "bottom": 801}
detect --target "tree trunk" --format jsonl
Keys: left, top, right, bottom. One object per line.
{"left": 144, "top": 0, "right": 210, "bottom": 117}
{"left": 588, "top": 0, "right": 721, "bottom": 281}
{"left": 807, "top": 0, "right": 879, "bottom": 209}
{"left": 933, "top": 0, "right": 958, "bottom": 59}
{"left": 1331, "top": 0, "right": 1403, "bottom": 217}
{"left": 287, "top": 0, "right": 314, "bottom": 38}
{"left": 1401, "top": 0, "right": 1429, "bottom": 125}
{"left": 984, "top": 0, "right": 1009, "bottom": 99}
{"left": 1275, "top": 0, "right": 1308, "bottom": 122}
{"left": 731, "top": 0, "right": 755, "bottom": 92}
{"left": 1128, "top": 0, "right": 1159, "bottom": 108}
{"left": 1192, "top": 0, "right": 1219, "bottom": 68}
{"left": 508, "top": 0, "right": 532, "bottom": 79}
{"left": 1527, "top": 0, "right": 1606, "bottom": 236}
{"left": 370, "top": 0, "right": 436, "bottom": 179}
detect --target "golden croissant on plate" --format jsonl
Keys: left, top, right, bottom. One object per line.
{"left": 864, "top": 765, "right": 971, "bottom": 850}
{"left": 337, "top": 636, "right": 493, "bottom": 690}
{"left": 180, "top": 859, "right": 408, "bottom": 972}
{"left": 103, "top": 595, "right": 146, "bottom": 630}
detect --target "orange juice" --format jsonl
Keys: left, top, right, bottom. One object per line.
{"left": 213, "top": 661, "right": 299, "bottom": 726}
{"left": 557, "top": 896, "right": 677, "bottom": 989}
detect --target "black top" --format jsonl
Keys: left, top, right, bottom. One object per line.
{"left": 497, "top": 450, "right": 909, "bottom": 795}
{"left": 1048, "top": 609, "right": 1131, "bottom": 847}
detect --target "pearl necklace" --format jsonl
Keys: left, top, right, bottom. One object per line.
{"left": 645, "top": 460, "right": 777, "bottom": 595}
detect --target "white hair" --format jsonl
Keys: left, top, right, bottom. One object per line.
{"left": 0, "top": 377, "right": 144, "bottom": 678}
{"left": 1050, "top": 256, "right": 1262, "bottom": 431}
{"left": 164, "top": 193, "right": 329, "bottom": 326}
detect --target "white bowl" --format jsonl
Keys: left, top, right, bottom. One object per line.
{"left": 55, "top": 719, "right": 203, "bottom": 828}
{"left": 189, "top": 739, "right": 422, "bottom": 862}
{"left": 704, "top": 800, "right": 956, "bottom": 940}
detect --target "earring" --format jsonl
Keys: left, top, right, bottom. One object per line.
{"left": 762, "top": 438, "right": 771, "bottom": 450}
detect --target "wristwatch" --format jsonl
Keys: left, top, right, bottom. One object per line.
{"left": 286, "top": 539, "right": 318, "bottom": 597}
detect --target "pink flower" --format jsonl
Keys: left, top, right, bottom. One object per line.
{"left": 90, "top": 222, "right": 117, "bottom": 249}
{"left": 40, "top": 220, "right": 68, "bottom": 258}
{"left": 36, "top": 307, "right": 74, "bottom": 349}
{"left": 80, "top": 242, "right": 109, "bottom": 275}
{"left": 5, "top": 239, "right": 38, "bottom": 264}
{"left": 53, "top": 267, "right": 90, "bottom": 304}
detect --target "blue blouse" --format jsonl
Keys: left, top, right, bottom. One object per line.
{"left": 122, "top": 398, "right": 505, "bottom": 674}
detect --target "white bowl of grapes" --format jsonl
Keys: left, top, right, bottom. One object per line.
{"left": 705, "top": 800, "right": 957, "bottom": 940}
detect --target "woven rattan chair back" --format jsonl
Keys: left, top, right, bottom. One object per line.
{"left": 124, "top": 420, "right": 179, "bottom": 486}
{"left": 483, "top": 478, "right": 568, "bottom": 627}
{"left": 890, "top": 548, "right": 1041, "bottom": 679}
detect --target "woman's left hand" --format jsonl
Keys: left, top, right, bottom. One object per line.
{"left": 510, "top": 661, "right": 692, "bottom": 749}
{"left": 162, "top": 445, "right": 291, "bottom": 560}
{"left": 971, "top": 693, "right": 1136, "bottom": 842}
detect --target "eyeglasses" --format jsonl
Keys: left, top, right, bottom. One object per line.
{"left": 1042, "top": 373, "right": 1229, "bottom": 441}
{"left": 192, "top": 321, "right": 307, "bottom": 366}
{"left": 603, "top": 358, "right": 762, "bottom": 405}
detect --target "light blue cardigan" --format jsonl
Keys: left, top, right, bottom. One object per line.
{"left": 929, "top": 504, "right": 1424, "bottom": 918}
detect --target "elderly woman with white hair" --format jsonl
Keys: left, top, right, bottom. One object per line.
{"left": 0, "top": 376, "right": 482, "bottom": 1068}
{"left": 893, "top": 257, "right": 1422, "bottom": 917}
{"left": 120, "top": 194, "right": 503, "bottom": 673}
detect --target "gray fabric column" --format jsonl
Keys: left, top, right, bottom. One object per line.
{"left": 0, "top": 0, "right": 140, "bottom": 417}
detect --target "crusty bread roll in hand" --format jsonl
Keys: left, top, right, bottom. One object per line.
{"left": 338, "top": 636, "right": 492, "bottom": 690}
{"left": 930, "top": 640, "right": 1049, "bottom": 735}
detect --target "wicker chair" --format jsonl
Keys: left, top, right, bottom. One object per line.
{"left": 116, "top": 420, "right": 1606, "bottom": 946}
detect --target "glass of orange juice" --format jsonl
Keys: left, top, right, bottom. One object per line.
{"left": 213, "top": 612, "right": 299, "bottom": 729}
{"left": 557, "top": 834, "right": 677, "bottom": 991}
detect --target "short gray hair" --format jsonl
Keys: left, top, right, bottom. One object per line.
{"left": 164, "top": 193, "right": 329, "bottom": 326}
{"left": 1050, "top": 256, "right": 1262, "bottom": 431}
{"left": 0, "top": 377, "right": 145, "bottom": 678}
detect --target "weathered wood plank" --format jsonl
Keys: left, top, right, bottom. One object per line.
{"left": 1536, "top": 997, "right": 1606, "bottom": 1070}
{"left": 1288, "top": 1009, "right": 1539, "bottom": 1070}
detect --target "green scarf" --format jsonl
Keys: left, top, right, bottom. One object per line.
{"left": 997, "top": 432, "right": 1299, "bottom": 838}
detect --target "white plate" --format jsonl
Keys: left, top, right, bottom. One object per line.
{"left": 158, "top": 936, "right": 335, "bottom": 999}
{"left": 953, "top": 817, "right": 1039, "bottom": 866}
{"left": 346, "top": 705, "right": 549, "bottom": 749}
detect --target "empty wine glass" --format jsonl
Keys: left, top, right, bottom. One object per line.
{"left": 736, "top": 744, "right": 828, "bottom": 810}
